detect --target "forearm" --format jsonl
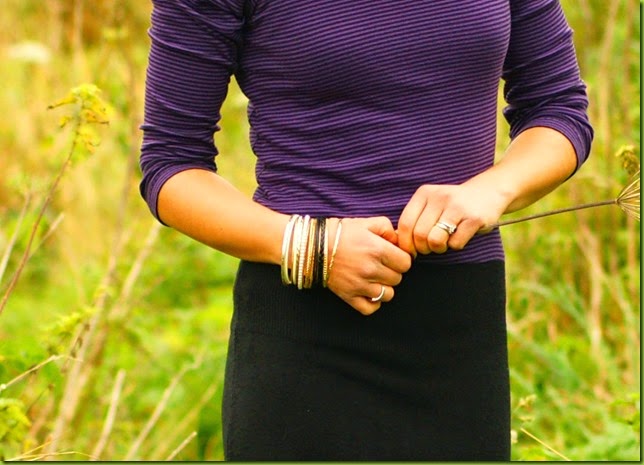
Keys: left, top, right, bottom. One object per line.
{"left": 157, "top": 168, "right": 413, "bottom": 316}
{"left": 158, "top": 169, "right": 290, "bottom": 265}
{"left": 466, "top": 126, "right": 578, "bottom": 215}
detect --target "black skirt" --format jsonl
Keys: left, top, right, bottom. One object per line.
{"left": 222, "top": 259, "right": 510, "bottom": 461}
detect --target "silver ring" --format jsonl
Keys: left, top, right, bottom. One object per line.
{"left": 370, "top": 285, "right": 386, "bottom": 303}
{"left": 434, "top": 221, "right": 457, "bottom": 235}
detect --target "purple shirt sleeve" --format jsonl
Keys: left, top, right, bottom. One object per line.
{"left": 502, "top": 0, "right": 594, "bottom": 168}
{"left": 139, "top": 0, "right": 244, "bottom": 222}
{"left": 139, "top": 0, "right": 593, "bottom": 227}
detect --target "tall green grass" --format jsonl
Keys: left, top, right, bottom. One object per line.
{"left": 0, "top": 0, "right": 639, "bottom": 460}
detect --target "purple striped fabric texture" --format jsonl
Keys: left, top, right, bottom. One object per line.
{"left": 140, "top": 0, "right": 593, "bottom": 264}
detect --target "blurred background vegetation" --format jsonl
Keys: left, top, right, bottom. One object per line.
{"left": 0, "top": 0, "right": 639, "bottom": 460}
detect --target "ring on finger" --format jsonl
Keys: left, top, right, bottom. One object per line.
{"left": 434, "top": 220, "right": 457, "bottom": 235}
{"left": 370, "top": 285, "right": 386, "bottom": 303}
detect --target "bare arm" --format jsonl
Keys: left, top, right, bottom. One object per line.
{"left": 158, "top": 169, "right": 289, "bottom": 265}
{"left": 398, "top": 0, "right": 592, "bottom": 256}
{"left": 397, "top": 127, "right": 577, "bottom": 256}
{"left": 143, "top": 2, "right": 410, "bottom": 316}
{"left": 158, "top": 169, "right": 412, "bottom": 315}
{"left": 468, "top": 126, "right": 577, "bottom": 215}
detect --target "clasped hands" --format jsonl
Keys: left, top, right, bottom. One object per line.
{"left": 326, "top": 183, "right": 510, "bottom": 315}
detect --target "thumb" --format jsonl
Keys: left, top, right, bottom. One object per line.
{"left": 365, "top": 216, "right": 398, "bottom": 245}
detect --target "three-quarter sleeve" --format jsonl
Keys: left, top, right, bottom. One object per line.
{"left": 502, "top": 0, "right": 593, "bottom": 169}
{"left": 139, "top": 0, "right": 244, "bottom": 222}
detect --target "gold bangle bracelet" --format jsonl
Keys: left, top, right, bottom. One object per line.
{"left": 322, "top": 218, "right": 330, "bottom": 287}
{"left": 290, "top": 215, "right": 304, "bottom": 286}
{"left": 303, "top": 218, "right": 316, "bottom": 288}
{"left": 280, "top": 215, "right": 298, "bottom": 285}
{"left": 297, "top": 215, "right": 311, "bottom": 290}
{"left": 326, "top": 218, "right": 343, "bottom": 287}
{"left": 314, "top": 217, "right": 325, "bottom": 287}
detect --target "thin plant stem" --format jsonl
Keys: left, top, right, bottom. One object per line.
{"left": 0, "top": 121, "right": 80, "bottom": 316}
{"left": 8, "top": 450, "right": 96, "bottom": 461}
{"left": 124, "top": 355, "right": 204, "bottom": 460}
{"left": 110, "top": 222, "right": 162, "bottom": 319}
{"left": 91, "top": 369, "right": 126, "bottom": 460}
{"left": 0, "top": 193, "right": 31, "bottom": 283}
{"left": 165, "top": 432, "right": 198, "bottom": 461}
{"left": 489, "top": 199, "right": 617, "bottom": 229}
{"left": 578, "top": 224, "right": 609, "bottom": 394}
{"left": 520, "top": 428, "right": 571, "bottom": 461}
{"left": 150, "top": 380, "right": 220, "bottom": 459}
{"left": 0, "top": 213, "right": 65, "bottom": 308}
{"left": 9, "top": 439, "right": 54, "bottom": 460}
{"left": 0, "top": 355, "right": 71, "bottom": 393}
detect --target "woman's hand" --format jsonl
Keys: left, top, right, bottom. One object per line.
{"left": 396, "top": 129, "right": 581, "bottom": 257}
{"left": 396, "top": 182, "right": 512, "bottom": 257}
{"left": 326, "top": 217, "right": 413, "bottom": 316}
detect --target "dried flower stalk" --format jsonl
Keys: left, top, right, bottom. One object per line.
{"left": 488, "top": 171, "right": 640, "bottom": 230}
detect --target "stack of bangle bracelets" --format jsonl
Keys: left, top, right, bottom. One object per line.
{"left": 281, "top": 215, "right": 343, "bottom": 289}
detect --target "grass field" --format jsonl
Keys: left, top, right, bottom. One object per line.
{"left": 0, "top": 0, "right": 639, "bottom": 460}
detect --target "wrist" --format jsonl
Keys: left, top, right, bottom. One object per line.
{"left": 280, "top": 216, "right": 342, "bottom": 289}
{"left": 463, "top": 171, "right": 517, "bottom": 213}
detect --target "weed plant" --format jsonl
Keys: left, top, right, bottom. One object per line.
{"left": 0, "top": 0, "right": 639, "bottom": 460}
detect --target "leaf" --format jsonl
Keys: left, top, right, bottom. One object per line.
{"left": 615, "top": 145, "right": 640, "bottom": 176}
{"left": 0, "top": 398, "right": 31, "bottom": 451}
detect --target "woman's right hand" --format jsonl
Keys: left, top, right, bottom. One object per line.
{"left": 326, "top": 217, "right": 412, "bottom": 315}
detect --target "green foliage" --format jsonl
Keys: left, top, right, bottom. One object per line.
{"left": 43, "top": 305, "right": 96, "bottom": 355}
{"left": 0, "top": 398, "right": 31, "bottom": 459}
{"left": 0, "top": 0, "right": 639, "bottom": 461}
{"left": 615, "top": 144, "right": 640, "bottom": 176}
{"left": 48, "top": 83, "right": 111, "bottom": 159}
{"left": 612, "top": 392, "right": 640, "bottom": 435}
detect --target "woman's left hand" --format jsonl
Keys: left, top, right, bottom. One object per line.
{"left": 396, "top": 182, "right": 511, "bottom": 257}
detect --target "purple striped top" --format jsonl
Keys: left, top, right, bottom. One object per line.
{"left": 140, "top": 0, "right": 593, "bottom": 264}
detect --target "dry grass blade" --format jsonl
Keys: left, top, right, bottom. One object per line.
{"left": 91, "top": 369, "right": 127, "bottom": 460}
{"left": 520, "top": 428, "right": 571, "bottom": 461}
{"left": 165, "top": 431, "right": 198, "bottom": 461}
{"left": 0, "top": 194, "right": 31, "bottom": 283}
{"left": 124, "top": 353, "right": 204, "bottom": 460}
{"left": 8, "top": 450, "right": 97, "bottom": 461}
{"left": 488, "top": 171, "right": 640, "bottom": 230}
{"left": 0, "top": 355, "right": 71, "bottom": 392}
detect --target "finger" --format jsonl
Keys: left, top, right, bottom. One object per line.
{"left": 379, "top": 241, "right": 413, "bottom": 274}
{"left": 348, "top": 296, "right": 381, "bottom": 316}
{"left": 397, "top": 194, "right": 428, "bottom": 257}
{"left": 427, "top": 218, "right": 460, "bottom": 254}
{"left": 446, "top": 218, "right": 482, "bottom": 250}
{"left": 365, "top": 284, "right": 394, "bottom": 303}
{"left": 380, "top": 285, "right": 394, "bottom": 303}
{"left": 412, "top": 203, "right": 444, "bottom": 255}
{"left": 366, "top": 284, "right": 386, "bottom": 303}
{"left": 365, "top": 216, "right": 398, "bottom": 245}
{"left": 354, "top": 255, "right": 403, "bottom": 287}
{"left": 477, "top": 224, "right": 495, "bottom": 235}
{"left": 349, "top": 285, "right": 394, "bottom": 316}
{"left": 374, "top": 266, "right": 404, "bottom": 287}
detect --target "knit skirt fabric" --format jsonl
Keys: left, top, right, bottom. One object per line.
{"left": 222, "top": 259, "right": 510, "bottom": 461}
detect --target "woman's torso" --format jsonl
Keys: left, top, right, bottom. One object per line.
{"left": 235, "top": 1, "right": 511, "bottom": 263}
